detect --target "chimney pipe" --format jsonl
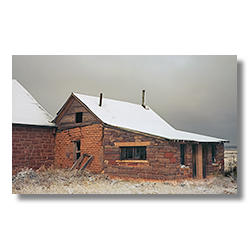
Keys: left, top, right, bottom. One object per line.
{"left": 142, "top": 90, "right": 146, "bottom": 108}
{"left": 99, "top": 93, "right": 103, "bottom": 107}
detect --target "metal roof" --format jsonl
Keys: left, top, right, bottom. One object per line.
{"left": 73, "top": 92, "right": 228, "bottom": 143}
{"left": 12, "top": 80, "right": 56, "bottom": 127}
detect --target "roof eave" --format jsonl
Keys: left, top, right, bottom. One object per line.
{"left": 103, "top": 124, "right": 228, "bottom": 143}
{"left": 52, "top": 93, "right": 75, "bottom": 123}
{"left": 12, "top": 122, "right": 57, "bottom": 128}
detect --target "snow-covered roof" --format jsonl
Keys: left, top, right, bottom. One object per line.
{"left": 12, "top": 80, "right": 56, "bottom": 127}
{"left": 73, "top": 93, "right": 228, "bottom": 143}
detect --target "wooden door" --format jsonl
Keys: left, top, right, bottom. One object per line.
{"left": 192, "top": 145, "right": 196, "bottom": 178}
{"left": 193, "top": 144, "right": 206, "bottom": 179}
{"left": 196, "top": 144, "right": 203, "bottom": 179}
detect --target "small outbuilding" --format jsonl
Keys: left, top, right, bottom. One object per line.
{"left": 12, "top": 80, "right": 56, "bottom": 174}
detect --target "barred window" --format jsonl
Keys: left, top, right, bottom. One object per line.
{"left": 120, "top": 146, "right": 146, "bottom": 160}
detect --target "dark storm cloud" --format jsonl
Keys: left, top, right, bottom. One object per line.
{"left": 12, "top": 55, "right": 237, "bottom": 146}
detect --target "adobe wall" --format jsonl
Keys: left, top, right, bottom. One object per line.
{"left": 103, "top": 127, "right": 225, "bottom": 181}
{"left": 12, "top": 124, "right": 55, "bottom": 175}
{"left": 54, "top": 124, "right": 103, "bottom": 173}
{"left": 103, "top": 127, "right": 193, "bottom": 181}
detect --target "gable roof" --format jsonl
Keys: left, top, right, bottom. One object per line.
{"left": 12, "top": 80, "right": 56, "bottom": 127}
{"left": 56, "top": 92, "right": 228, "bottom": 143}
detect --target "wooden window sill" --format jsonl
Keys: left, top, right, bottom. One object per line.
{"left": 116, "top": 160, "right": 149, "bottom": 163}
{"left": 115, "top": 142, "right": 150, "bottom": 147}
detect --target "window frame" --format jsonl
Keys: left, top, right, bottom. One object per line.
{"left": 120, "top": 146, "right": 147, "bottom": 160}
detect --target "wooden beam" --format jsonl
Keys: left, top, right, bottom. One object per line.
{"left": 80, "top": 155, "right": 93, "bottom": 171}
{"left": 70, "top": 154, "right": 84, "bottom": 171}
{"left": 53, "top": 95, "right": 74, "bottom": 124}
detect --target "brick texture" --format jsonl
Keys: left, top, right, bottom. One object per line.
{"left": 54, "top": 124, "right": 103, "bottom": 173}
{"left": 12, "top": 124, "right": 55, "bottom": 175}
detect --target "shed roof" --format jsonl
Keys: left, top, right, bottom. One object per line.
{"left": 71, "top": 92, "right": 228, "bottom": 143}
{"left": 12, "top": 80, "right": 56, "bottom": 127}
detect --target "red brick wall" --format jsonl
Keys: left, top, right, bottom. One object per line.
{"left": 103, "top": 127, "right": 224, "bottom": 181}
{"left": 54, "top": 124, "right": 104, "bottom": 173}
{"left": 12, "top": 124, "right": 55, "bottom": 175}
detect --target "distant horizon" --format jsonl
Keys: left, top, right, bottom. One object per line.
{"left": 225, "top": 145, "right": 237, "bottom": 148}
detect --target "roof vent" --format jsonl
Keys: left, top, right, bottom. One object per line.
{"left": 99, "top": 93, "right": 103, "bottom": 107}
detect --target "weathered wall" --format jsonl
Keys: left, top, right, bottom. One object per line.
{"left": 103, "top": 127, "right": 224, "bottom": 181}
{"left": 54, "top": 124, "right": 104, "bottom": 173}
{"left": 206, "top": 143, "right": 224, "bottom": 175}
{"left": 12, "top": 124, "right": 55, "bottom": 175}
{"left": 103, "top": 127, "right": 193, "bottom": 181}
{"left": 12, "top": 122, "right": 224, "bottom": 180}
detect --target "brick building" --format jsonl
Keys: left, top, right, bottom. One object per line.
{"left": 13, "top": 80, "right": 229, "bottom": 180}
{"left": 12, "top": 80, "right": 56, "bottom": 175}
{"left": 52, "top": 91, "right": 228, "bottom": 181}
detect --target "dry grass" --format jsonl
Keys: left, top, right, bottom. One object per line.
{"left": 12, "top": 168, "right": 237, "bottom": 194}
{"left": 224, "top": 149, "right": 237, "bottom": 171}
{"left": 12, "top": 148, "right": 238, "bottom": 194}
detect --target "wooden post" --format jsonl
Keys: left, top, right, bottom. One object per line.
{"left": 196, "top": 144, "right": 203, "bottom": 179}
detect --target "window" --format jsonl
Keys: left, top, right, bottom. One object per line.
{"left": 180, "top": 144, "right": 185, "bottom": 165}
{"left": 212, "top": 145, "right": 216, "bottom": 163}
{"left": 73, "top": 140, "right": 81, "bottom": 161}
{"left": 121, "top": 146, "right": 146, "bottom": 160}
{"left": 75, "top": 112, "right": 83, "bottom": 123}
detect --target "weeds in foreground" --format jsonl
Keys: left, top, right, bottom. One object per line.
{"left": 12, "top": 167, "right": 237, "bottom": 194}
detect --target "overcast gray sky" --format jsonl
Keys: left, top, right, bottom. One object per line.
{"left": 12, "top": 55, "right": 237, "bottom": 146}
